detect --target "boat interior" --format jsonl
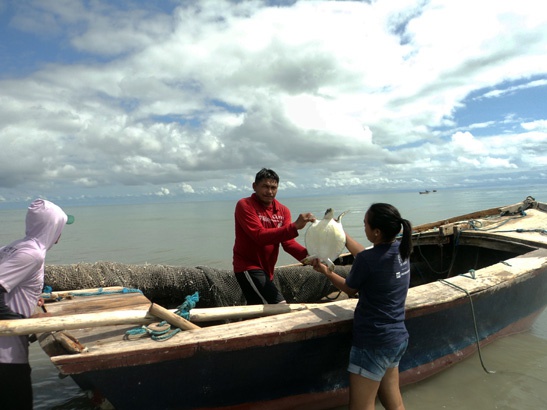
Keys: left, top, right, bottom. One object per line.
{"left": 335, "top": 198, "right": 547, "bottom": 290}
{"left": 408, "top": 233, "right": 537, "bottom": 287}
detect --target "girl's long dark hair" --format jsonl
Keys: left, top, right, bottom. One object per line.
{"left": 367, "top": 203, "right": 413, "bottom": 260}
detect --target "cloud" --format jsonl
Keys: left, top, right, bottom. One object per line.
{"left": 450, "top": 132, "right": 487, "bottom": 155}
{"left": 521, "top": 120, "right": 547, "bottom": 131}
{"left": 155, "top": 187, "right": 170, "bottom": 196}
{"left": 0, "top": 0, "right": 546, "bottom": 204}
{"left": 180, "top": 183, "right": 195, "bottom": 194}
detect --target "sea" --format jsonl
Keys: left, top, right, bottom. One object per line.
{"left": 1, "top": 185, "right": 546, "bottom": 410}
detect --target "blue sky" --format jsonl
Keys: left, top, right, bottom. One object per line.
{"left": 0, "top": 0, "right": 546, "bottom": 206}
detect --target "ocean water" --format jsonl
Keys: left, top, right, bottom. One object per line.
{"left": 1, "top": 185, "right": 546, "bottom": 409}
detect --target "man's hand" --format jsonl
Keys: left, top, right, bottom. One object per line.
{"left": 294, "top": 213, "right": 316, "bottom": 229}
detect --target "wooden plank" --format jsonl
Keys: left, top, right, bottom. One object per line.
{"left": 51, "top": 299, "right": 358, "bottom": 365}
{"left": 412, "top": 202, "right": 524, "bottom": 233}
{"left": 44, "top": 292, "right": 151, "bottom": 316}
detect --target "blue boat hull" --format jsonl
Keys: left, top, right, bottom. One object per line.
{"left": 71, "top": 259, "right": 547, "bottom": 410}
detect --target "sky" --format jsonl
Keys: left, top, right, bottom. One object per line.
{"left": 0, "top": 0, "right": 546, "bottom": 206}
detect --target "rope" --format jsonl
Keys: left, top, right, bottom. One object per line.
{"left": 42, "top": 285, "right": 61, "bottom": 301}
{"left": 71, "top": 287, "right": 143, "bottom": 297}
{"left": 125, "top": 292, "right": 200, "bottom": 342}
{"left": 41, "top": 285, "right": 143, "bottom": 301}
{"left": 438, "top": 278, "right": 495, "bottom": 374}
{"left": 324, "top": 289, "right": 343, "bottom": 301}
{"left": 468, "top": 212, "right": 526, "bottom": 232}
{"left": 488, "top": 228, "right": 547, "bottom": 235}
{"left": 414, "top": 233, "right": 450, "bottom": 276}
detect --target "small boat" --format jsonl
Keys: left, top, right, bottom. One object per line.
{"left": 419, "top": 190, "right": 430, "bottom": 194}
{"left": 2, "top": 196, "right": 546, "bottom": 410}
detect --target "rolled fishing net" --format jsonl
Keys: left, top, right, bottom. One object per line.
{"left": 44, "top": 263, "right": 351, "bottom": 308}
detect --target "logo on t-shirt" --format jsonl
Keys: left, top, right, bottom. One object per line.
{"left": 395, "top": 257, "right": 410, "bottom": 279}
{"left": 271, "top": 214, "right": 284, "bottom": 227}
{"left": 258, "top": 213, "right": 285, "bottom": 228}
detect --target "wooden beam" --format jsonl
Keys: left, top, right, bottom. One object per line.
{"left": 0, "top": 310, "right": 155, "bottom": 336}
{"left": 412, "top": 202, "right": 523, "bottom": 233}
{"left": 148, "top": 303, "right": 201, "bottom": 331}
{"left": 188, "top": 303, "right": 313, "bottom": 322}
{"left": 0, "top": 303, "right": 325, "bottom": 336}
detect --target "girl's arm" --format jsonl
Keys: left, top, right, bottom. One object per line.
{"left": 345, "top": 232, "right": 365, "bottom": 256}
{"left": 311, "top": 259, "right": 358, "bottom": 297}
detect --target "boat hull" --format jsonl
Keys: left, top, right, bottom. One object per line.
{"left": 68, "top": 257, "right": 546, "bottom": 410}
{"left": 34, "top": 198, "right": 547, "bottom": 409}
{"left": 401, "top": 262, "right": 547, "bottom": 384}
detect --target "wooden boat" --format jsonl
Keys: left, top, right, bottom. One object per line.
{"left": 2, "top": 196, "right": 547, "bottom": 410}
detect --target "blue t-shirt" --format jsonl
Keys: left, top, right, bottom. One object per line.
{"left": 346, "top": 241, "right": 410, "bottom": 348}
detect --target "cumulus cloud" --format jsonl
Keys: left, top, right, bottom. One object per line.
{"left": 450, "top": 132, "right": 487, "bottom": 155}
{"left": 0, "top": 0, "right": 546, "bottom": 203}
{"left": 155, "top": 187, "right": 170, "bottom": 196}
{"left": 521, "top": 120, "right": 547, "bottom": 131}
{"left": 180, "top": 183, "right": 195, "bottom": 194}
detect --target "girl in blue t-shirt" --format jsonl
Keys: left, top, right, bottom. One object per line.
{"left": 312, "top": 203, "right": 412, "bottom": 410}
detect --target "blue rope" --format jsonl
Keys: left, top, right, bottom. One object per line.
{"left": 41, "top": 286, "right": 143, "bottom": 300}
{"left": 73, "top": 287, "right": 143, "bottom": 296}
{"left": 41, "top": 285, "right": 59, "bottom": 300}
{"left": 125, "top": 292, "right": 200, "bottom": 341}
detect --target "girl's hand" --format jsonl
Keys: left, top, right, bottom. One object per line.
{"left": 311, "top": 258, "right": 329, "bottom": 276}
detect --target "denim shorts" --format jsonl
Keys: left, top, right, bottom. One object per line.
{"left": 347, "top": 339, "right": 408, "bottom": 382}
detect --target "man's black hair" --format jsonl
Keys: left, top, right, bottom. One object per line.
{"left": 255, "top": 168, "right": 279, "bottom": 184}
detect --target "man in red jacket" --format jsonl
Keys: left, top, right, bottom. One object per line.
{"left": 233, "top": 168, "right": 315, "bottom": 304}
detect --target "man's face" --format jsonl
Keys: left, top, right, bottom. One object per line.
{"left": 253, "top": 178, "right": 278, "bottom": 206}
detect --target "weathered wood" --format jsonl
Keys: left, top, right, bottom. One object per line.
{"left": 412, "top": 202, "right": 521, "bottom": 233}
{"left": 51, "top": 299, "right": 358, "bottom": 367}
{"left": 148, "top": 303, "right": 201, "bottom": 330}
{"left": 42, "top": 286, "right": 126, "bottom": 299}
{"left": 0, "top": 303, "right": 332, "bottom": 336}
{"left": 189, "top": 303, "right": 313, "bottom": 322}
{"left": 43, "top": 291, "right": 151, "bottom": 317}
{"left": 0, "top": 310, "right": 155, "bottom": 336}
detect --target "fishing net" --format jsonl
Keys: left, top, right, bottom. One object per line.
{"left": 44, "top": 262, "right": 351, "bottom": 308}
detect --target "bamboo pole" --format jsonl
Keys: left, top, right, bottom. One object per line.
{"left": 148, "top": 303, "right": 201, "bottom": 330}
{"left": 188, "top": 303, "right": 312, "bottom": 322}
{"left": 0, "top": 310, "right": 156, "bottom": 336}
{"left": 0, "top": 303, "right": 330, "bottom": 336}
